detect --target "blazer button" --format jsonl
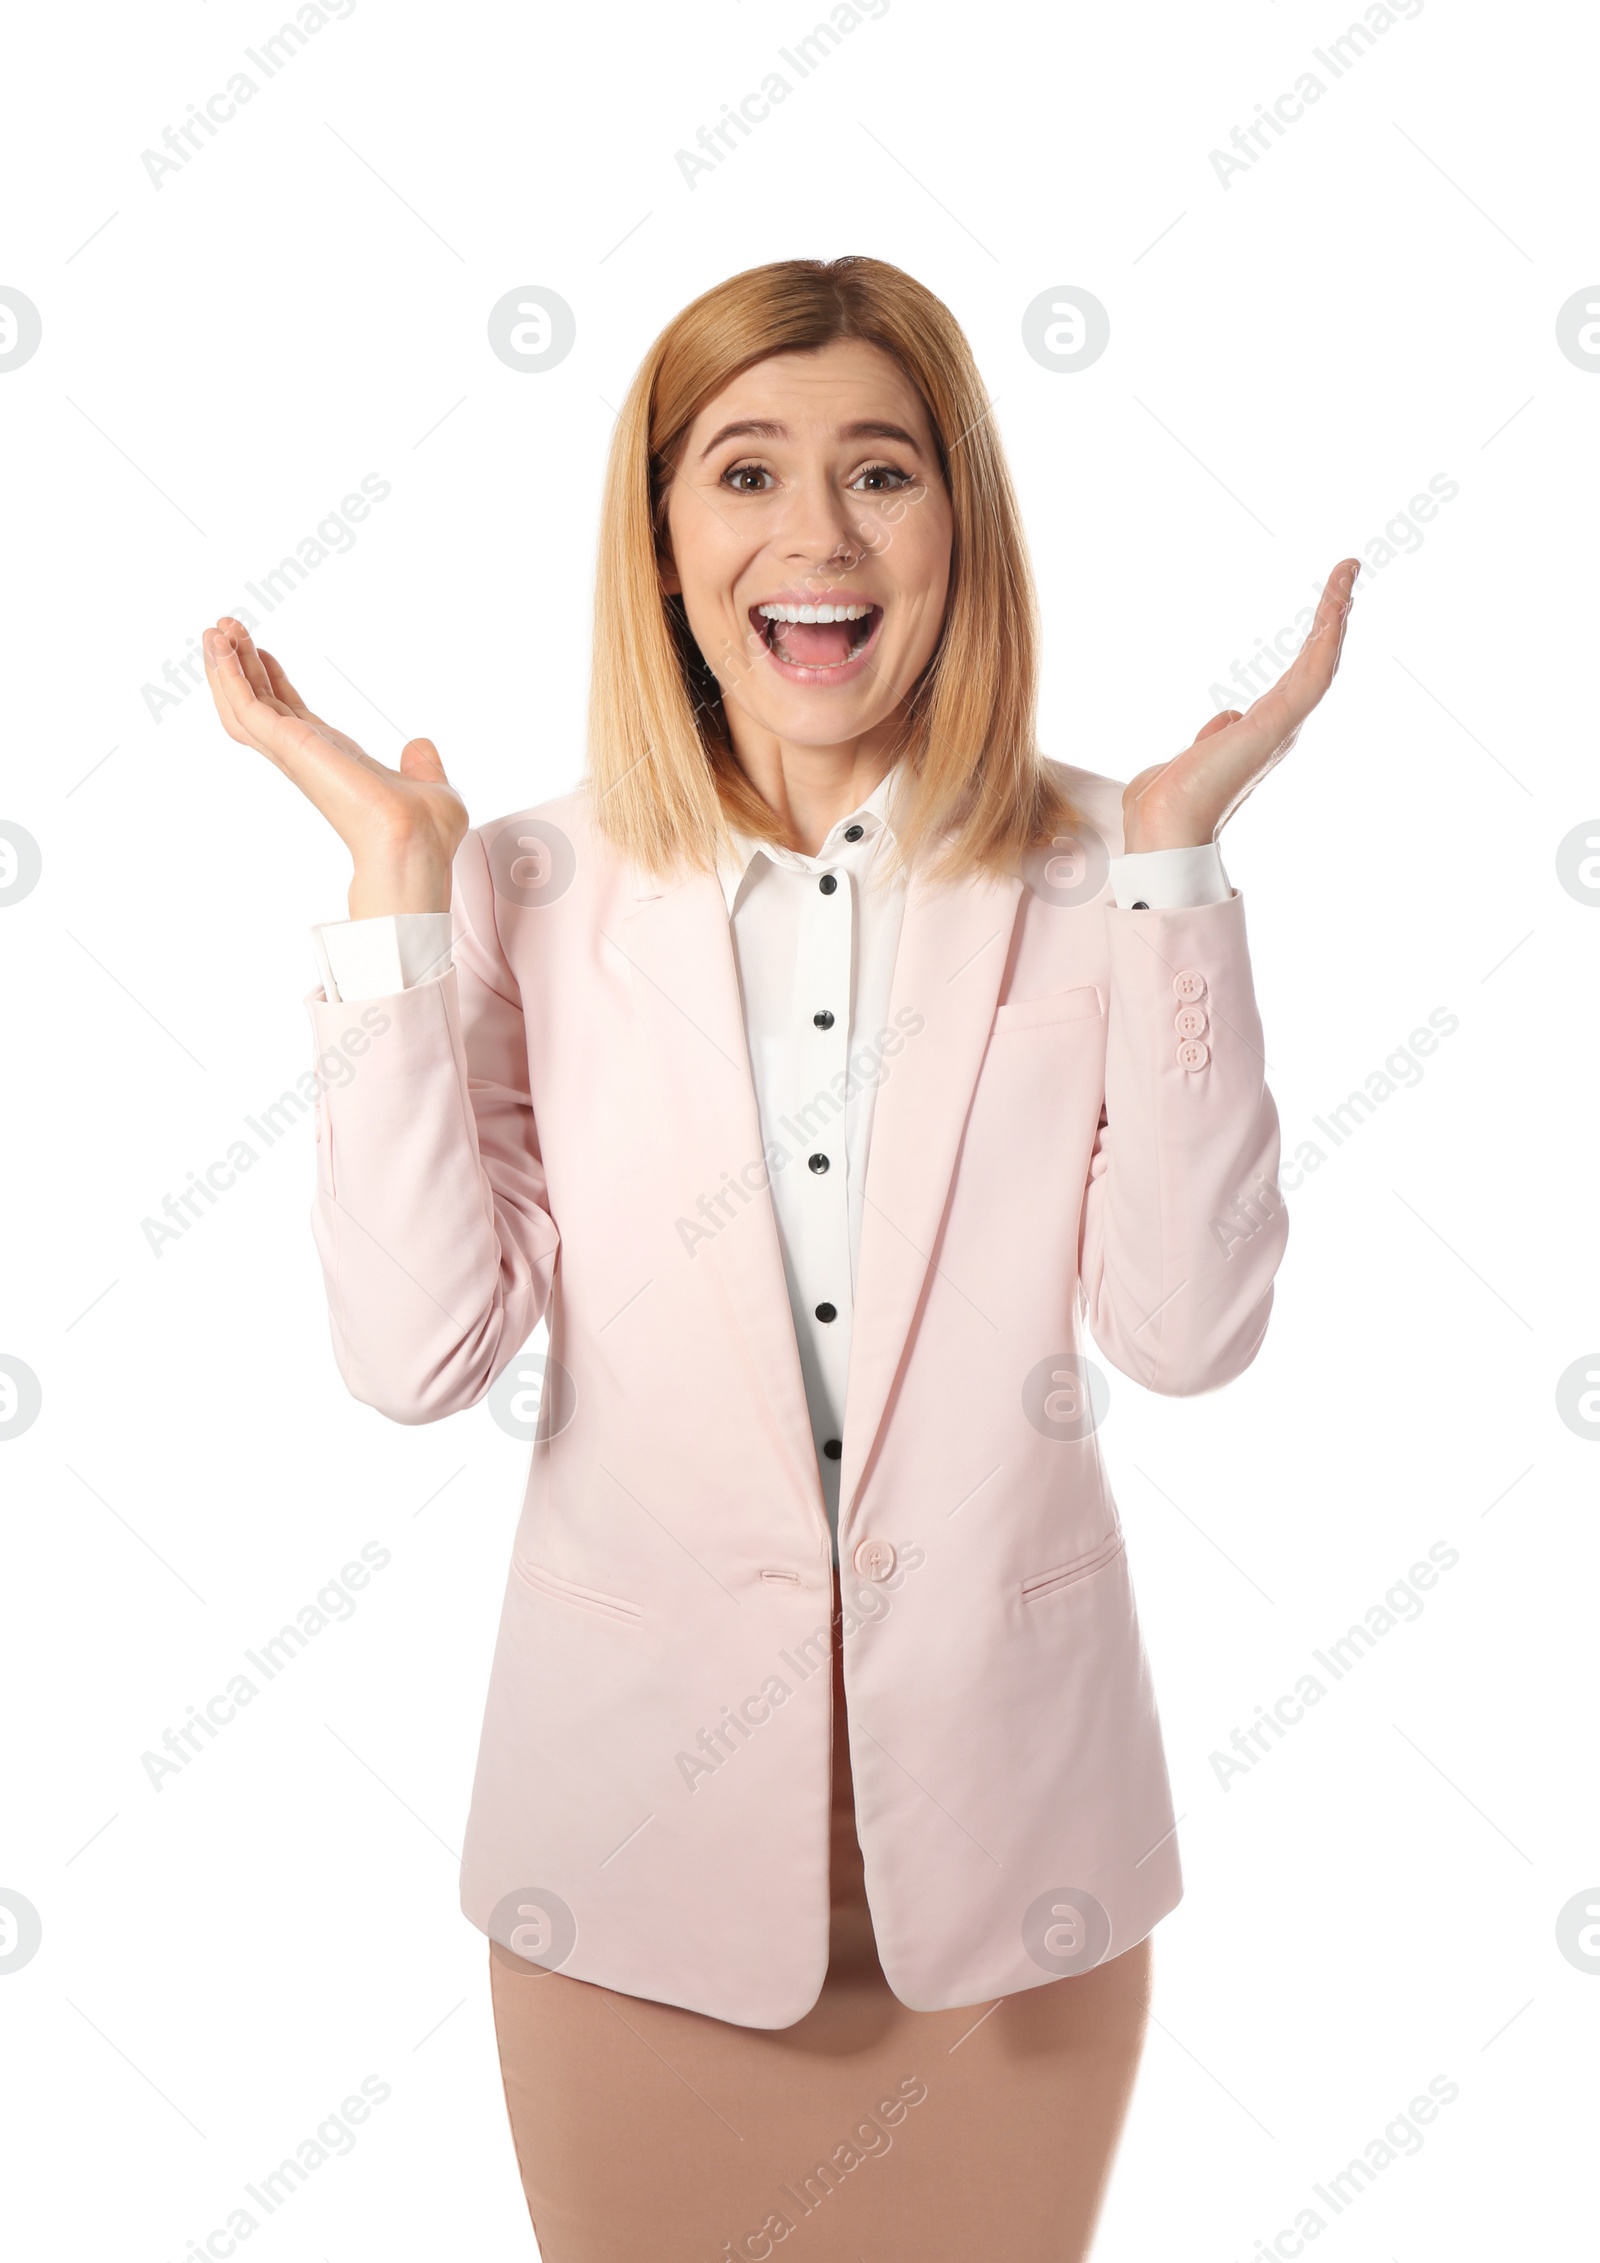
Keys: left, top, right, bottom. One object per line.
{"left": 808, "top": 1152, "right": 830, "bottom": 1174}
{"left": 1176, "top": 1038, "right": 1210, "bottom": 1071}
{"left": 1173, "top": 968, "right": 1207, "bottom": 1002}
{"left": 853, "top": 1537, "right": 896, "bottom": 1580}
{"left": 1174, "top": 1004, "right": 1208, "bottom": 1038}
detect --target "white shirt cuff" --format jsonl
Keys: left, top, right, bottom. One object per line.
{"left": 1108, "top": 842, "right": 1231, "bottom": 910}
{"left": 311, "top": 912, "right": 454, "bottom": 1004}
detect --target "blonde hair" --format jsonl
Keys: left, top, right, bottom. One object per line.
{"left": 586, "top": 256, "right": 1081, "bottom": 882}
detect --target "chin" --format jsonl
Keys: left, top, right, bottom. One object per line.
{"left": 731, "top": 692, "right": 897, "bottom": 748}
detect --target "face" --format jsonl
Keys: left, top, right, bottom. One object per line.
{"left": 660, "top": 338, "right": 954, "bottom": 756}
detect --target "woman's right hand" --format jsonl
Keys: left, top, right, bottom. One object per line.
{"left": 202, "top": 617, "right": 467, "bottom": 917}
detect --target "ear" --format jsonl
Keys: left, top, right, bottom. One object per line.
{"left": 656, "top": 508, "right": 682, "bottom": 597}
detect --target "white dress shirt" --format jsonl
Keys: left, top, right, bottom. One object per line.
{"left": 311, "top": 776, "right": 1229, "bottom": 1559}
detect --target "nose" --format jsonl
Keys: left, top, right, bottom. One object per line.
{"left": 776, "top": 473, "right": 867, "bottom": 574}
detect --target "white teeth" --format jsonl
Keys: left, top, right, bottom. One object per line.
{"left": 757, "top": 601, "right": 873, "bottom": 624}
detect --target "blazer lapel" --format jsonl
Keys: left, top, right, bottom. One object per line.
{"left": 612, "top": 873, "right": 828, "bottom": 1540}
{"left": 840, "top": 859, "right": 1025, "bottom": 1522}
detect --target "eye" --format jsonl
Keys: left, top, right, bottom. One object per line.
{"left": 721, "top": 460, "right": 775, "bottom": 493}
{"left": 850, "top": 462, "right": 914, "bottom": 493}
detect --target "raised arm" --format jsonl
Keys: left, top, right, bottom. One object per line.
{"left": 1078, "top": 557, "right": 1358, "bottom": 1393}
{"left": 201, "top": 621, "right": 558, "bottom": 1421}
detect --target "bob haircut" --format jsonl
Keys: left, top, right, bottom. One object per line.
{"left": 587, "top": 256, "right": 1083, "bottom": 883}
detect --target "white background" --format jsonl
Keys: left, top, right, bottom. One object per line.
{"left": 2, "top": 0, "right": 1596, "bottom": 2256}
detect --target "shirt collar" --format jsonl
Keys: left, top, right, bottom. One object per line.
{"left": 717, "top": 763, "right": 905, "bottom": 916}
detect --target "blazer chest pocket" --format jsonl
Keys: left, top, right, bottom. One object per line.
{"left": 991, "top": 983, "right": 1105, "bottom": 1035}
{"left": 1021, "top": 1529, "right": 1125, "bottom": 1603}
{"left": 512, "top": 1558, "right": 645, "bottom": 1625}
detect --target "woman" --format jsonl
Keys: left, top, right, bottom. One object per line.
{"left": 203, "top": 256, "right": 1355, "bottom": 2261}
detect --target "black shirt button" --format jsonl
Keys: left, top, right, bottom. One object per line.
{"left": 844, "top": 824, "right": 864, "bottom": 841}
{"left": 808, "top": 1152, "right": 830, "bottom": 1174}
{"left": 813, "top": 1009, "right": 835, "bottom": 1029}
{"left": 823, "top": 1438, "right": 842, "bottom": 1460}
{"left": 815, "top": 1301, "right": 837, "bottom": 1323}
{"left": 1132, "top": 899, "right": 1150, "bottom": 910}
{"left": 819, "top": 873, "right": 838, "bottom": 894}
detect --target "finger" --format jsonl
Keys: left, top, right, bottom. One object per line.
{"left": 258, "top": 648, "right": 315, "bottom": 719}
{"left": 398, "top": 736, "right": 449, "bottom": 785}
{"left": 1299, "top": 558, "right": 1360, "bottom": 671}
{"left": 1161, "top": 561, "right": 1358, "bottom": 824}
{"left": 205, "top": 628, "right": 333, "bottom": 779}
{"left": 1328, "top": 555, "right": 1360, "bottom": 670}
{"left": 215, "top": 616, "right": 277, "bottom": 703}
{"left": 204, "top": 624, "right": 285, "bottom": 748}
{"left": 1193, "top": 710, "right": 1243, "bottom": 743}
{"left": 204, "top": 625, "right": 410, "bottom": 841}
{"left": 203, "top": 624, "right": 250, "bottom": 737}
{"left": 1257, "top": 558, "right": 1361, "bottom": 727}
{"left": 203, "top": 624, "right": 269, "bottom": 742}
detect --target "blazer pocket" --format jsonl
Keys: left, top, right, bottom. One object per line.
{"left": 512, "top": 1558, "right": 645, "bottom": 1624}
{"left": 992, "top": 983, "right": 1105, "bottom": 1034}
{"left": 1020, "top": 1529, "right": 1125, "bottom": 1603}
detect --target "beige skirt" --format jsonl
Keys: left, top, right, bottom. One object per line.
{"left": 488, "top": 1573, "right": 1153, "bottom": 2261}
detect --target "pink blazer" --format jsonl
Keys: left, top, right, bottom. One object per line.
{"left": 304, "top": 760, "right": 1287, "bottom": 2026}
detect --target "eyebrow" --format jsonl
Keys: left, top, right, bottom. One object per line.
{"left": 696, "top": 417, "right": 925, "bottom": 462}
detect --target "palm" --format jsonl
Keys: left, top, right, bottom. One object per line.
{"left": 202, "top": 617, "right": 467, "bottom": 873}
{"left": 1122, "top": 558, "right": 1359, "bottom": 852}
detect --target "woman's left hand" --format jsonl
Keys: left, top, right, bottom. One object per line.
{"left": 1121, "top": 557, "right": 1360, "bottom": 853}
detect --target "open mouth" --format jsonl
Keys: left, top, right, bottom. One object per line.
{"left": 751, "top": 599, "right": 882, "bottom": 676}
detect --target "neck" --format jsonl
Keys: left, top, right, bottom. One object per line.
{"left": 727, "top": 716, "right": 901, "bottom": 855}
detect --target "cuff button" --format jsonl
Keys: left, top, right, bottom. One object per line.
{"left": 1173, "top": 969, "right": 1207, "bottom": 1002}
{"left": 1176, "top": 1038, "right": 1210, "bottom": 1072}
